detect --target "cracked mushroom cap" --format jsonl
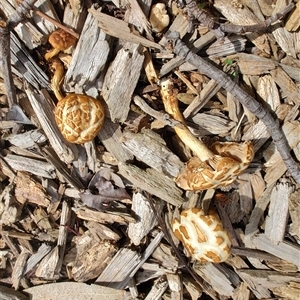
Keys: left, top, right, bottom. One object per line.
{"left": 172, "top": 208, "right": 231, "bottom": 263}
{"left": 55, "top": 94, "right": 105, "bottom": 144}
{"left": 175, "top": 141, "right": 254, "bottom": 191}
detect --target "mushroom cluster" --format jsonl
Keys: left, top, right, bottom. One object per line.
{"left": 160, "top": 79, "right": 254, "bottom": 190}
{"left": 46, "top": 29, "right": 105, "bottom": 144}
{"left": 172, "top": 208, "right": 231, "bottom": 263}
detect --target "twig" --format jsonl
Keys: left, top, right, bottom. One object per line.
{"left": 219, "top": 3, "right": 295, "bottom": 34}
{"left": 133, "top": 94, "right": 184, "bottom": 128}
{"left": 164, "top": 32, "right": 300, "bottom": 185}
{"left": 182, "top": 0, "right": 294, "bottom": 37}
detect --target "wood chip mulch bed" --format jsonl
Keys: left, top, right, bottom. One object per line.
{"left": 0, "top": 0, "right": 300, "bottom": 299}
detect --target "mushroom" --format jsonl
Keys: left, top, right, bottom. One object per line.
{"left": 149, "top": 3, "right": 170, "bottom": 33}
{"left": 172, "top": 208, "right": 231, "bottom": 263}
{"left": 45, "top": 29, "right": 77, "bottom": 61}
{"left": 160, "top": 79, "right": 254, "bottom": 190}
{"left": 49, "top": 58, "right": 105, "bottom": 144}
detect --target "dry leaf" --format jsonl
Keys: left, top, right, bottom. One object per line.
{"left": 80, "top": 177, "right": 130, "bottom": 211}
{"left": 24, "top": 282, "right": 126, "bottom": 300}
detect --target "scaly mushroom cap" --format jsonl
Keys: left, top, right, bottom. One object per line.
{"left": 175, "top": 141, "right": 254, "bottom": 190}
{"left": 172, "top": 208, "right": 231, "bottom": 263}
{"left": 45, "top": 29, "right": 77, "bottom": 61}
{"left": 55, "top": 94, "right": 105, "bottom": 144}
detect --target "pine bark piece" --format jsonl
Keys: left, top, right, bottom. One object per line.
{"left": 128, "top": 192, "right": 161, "bottom": 245}
{"left": 167, "top": 273, "right": 183, "bottom": 299}
{"left": 237, "top": 269, "right": 300, "bottom": 299}
{"left": 289, "top": 189, "right": 300, "bottom": 239}
{"left": 189, "top": 111, "right": 235, "bottom": 136}
{"left": 122, "top": 129, "right": 184, "bottom": 177}
{"left": 96, "top": 232, "right": 164, "bottom": 288}
{"left": 269, "top": 67, "right": 300, "bottom": 104}
{"left": 11, "top": 249, "right": 30, "bottom": 290}
{"left": 118, "top": 163, "right": 184, "bottom": 206}
{"left": 232, "top": 282, "right": 251, "bottom": 300}
{"left": 15, "top": 171, "right": 51, "bottom": 206}
{"left": 4, "top": 129, "right": 47, "bottom": 149}
{"left": 89, "top": 9, "right": 161, "bottom": 49}
{"left": 264, "top": 121, "right": 300, "bottom": 185}
{"left": 232, "top": 52, "right": 300, "bottom": 82}
{"left": 285, "top": 0, "right": 300, "bottom": 31}
{"left": 0, "top": 0, "right": 44, "bottom": 49}
{"left": 97, "top": 118, "right": 134, "bottom": 162}
{"left": 4, "top": 154, "right": 56, "bottom": 179}
{"left": 102, "top": 44, "right": 144, "bottom": 122}
{"left": 272, "top": 281, "right": 300, "bottom": 300}
{"left": 35, "top": 246, "right": 59, "bottom": 280}
{"left": 25, "top": 86, "right": 78, "bottom": 164}
{"left": 95, "top": 248, "right": 140, "bottom": 288}
{"left": 160, "top": 31, "right": 215, "bottom": 77}
{"left": 71, "top": 230, "right": 117, "bottom": 282}
{"left": 195, "top": 263, "right": 234, "bottom": 297}
{"left": 265, "top": 182, "right": 293, "bottom": 244}
{"left": 10, "top": 32, "right": 50, "bottom": 90}
{"left": 183, "top": 79, "right": 221, "bottom": 118}
{"left": 32, "top": 0, "right": 58, "bottom": 35}
{"left": 74, "top": 207, "right": 136, "bottom": 224}
{"left": 251, "top": 233, "right": 300, "bottom": 270}
{"left": 23, "top": 243, "right": 52, "bottom": 275}
{"left": 214, "top": 0, "right": 271, "bottom": 54}
{"left": 64, "top": 9, "right": 112, "bottom": 98}
{"left": 144, "top": 276, "right": 169, "bottom": 300}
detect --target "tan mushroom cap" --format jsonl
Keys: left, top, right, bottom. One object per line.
{"left": 45, "top": 29, "right": 77, "bottom": 61}
{"left": 55, "top": 94, "right": 105, "bottom": 144}
{"left": 149, "top": 3, "right": 170, "bottom": 33}
{"left": 175, "top": 141, "right": 254, "bottom": 190}
{"left": 172, "top": 208, "right": 231, "bottom": 263}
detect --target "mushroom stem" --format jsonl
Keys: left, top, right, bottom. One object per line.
{"left": 45, "top": 48, "right": 60, "bottom": 61}
{"left": 160, "top": 79, "right": 215, "bottom": 161}
{"left": 49, "top": 58, "right": 65, "bottom": 101}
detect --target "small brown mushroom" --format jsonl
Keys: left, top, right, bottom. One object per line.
{"left": 160, "top": 79, "right": 254, "bottom": 190}
{"left": 172, "top": 208, "right": 231, "bottom": 263}
{"left": 45, "top": 29, "right": 77, "bottom": 61}
{"left": 49, "top": 58, "right": 105, "bottom": 144}
{"left": 149, "top": 3, "right": 170, "bottom": 33}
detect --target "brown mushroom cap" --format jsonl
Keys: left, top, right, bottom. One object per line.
{"left": 45, "top": 29, "right": 77, "bottom": 61}
{"left": 48, "top": 29, "right": 76, "bottom": 50}
{"left": 55, "top": 94, "right": 105, "bottom": 144}
{"left": 172, "top": 208, "right": 231, "bottom": 263}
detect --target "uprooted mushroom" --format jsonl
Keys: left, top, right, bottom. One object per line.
{"left": 45, "top": 29, "right": 77, "bottom": 61}
{"left": 160, "top": 79, "right": 254, "bottom": 190}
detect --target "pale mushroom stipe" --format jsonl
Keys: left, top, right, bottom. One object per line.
{"left": 172, "top": 208, "right": 231, "bottom": 263}
{"left": 160, "top": 79, "right": 254, "bottom": 190}
{"left": 46, "top": 30, "right": 105, "bottom": 144}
